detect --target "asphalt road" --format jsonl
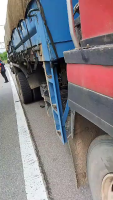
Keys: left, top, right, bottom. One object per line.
{"left": 0, "top": 67, "right": 93, "bottom": 200}
{"left": 0, "top": 72, "right": 27, "bottom": 200}
{"left": 23, "top": 93, "right": 93, "bottom": 199}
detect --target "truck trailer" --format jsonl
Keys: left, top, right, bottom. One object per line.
{"left": 5, "top": 0, "right": 113, "bottom": 199}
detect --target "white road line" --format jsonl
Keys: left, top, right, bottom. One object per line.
{"left": 7, "top": 69, "right": 49, "bottom": 200}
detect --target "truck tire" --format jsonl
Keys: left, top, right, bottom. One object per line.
{"left": 87, "top": 135, "right": 113, "bottom": 200}
{"left": 16, "top": 72, "right": 33, "bottom": 104}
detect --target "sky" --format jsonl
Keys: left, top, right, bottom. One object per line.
{"left": 0, "top": 0, "right": 8, "bottom": 52}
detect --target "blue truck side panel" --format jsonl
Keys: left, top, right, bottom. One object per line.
{"left": 40, "top": 0, "right": 77, "bottom": 58}
{"left": 9, "top": 0, "right": 78, "bottom": 143}
{"left": 11, "top": 0, "right": 78, "bottom": 61}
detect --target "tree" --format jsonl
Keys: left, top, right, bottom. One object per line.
{"left": 0, "top": 51, "right": 7, "bottom": 61}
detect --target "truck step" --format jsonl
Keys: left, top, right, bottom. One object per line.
{"left": 47, "top": 75, "right": 52, "bottom": 79}
{"left": 52, "top": 104, "right": 57, "bottom": 112}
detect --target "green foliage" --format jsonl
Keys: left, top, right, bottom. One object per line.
{"left": 0, "top": 52, "right": 7, "bottom": 61}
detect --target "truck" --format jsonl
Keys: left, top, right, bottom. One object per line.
{"left": 5, "top": 0, "right": 113, "bottom": 199}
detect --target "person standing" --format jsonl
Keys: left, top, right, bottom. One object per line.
{"left": 0, "top": 59, "right": 9, "bottom": 83}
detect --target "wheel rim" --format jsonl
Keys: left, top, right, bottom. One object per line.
{"left": 102, "top": 174, "right": 113, "bottom": 200}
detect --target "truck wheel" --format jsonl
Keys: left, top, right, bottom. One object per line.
{"left": 16, "top": 72, "right": 33, "bottom": 104}
{"left": 87, "top": 135, "right": 113, "bottom": 200}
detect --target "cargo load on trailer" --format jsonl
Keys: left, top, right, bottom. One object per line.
{"left": 5, "top": 0, "right": 32, "bottom": 50}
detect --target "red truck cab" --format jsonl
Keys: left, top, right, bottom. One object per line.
{"left": 64, "top": 1, "right": 113, "bottom": 199}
